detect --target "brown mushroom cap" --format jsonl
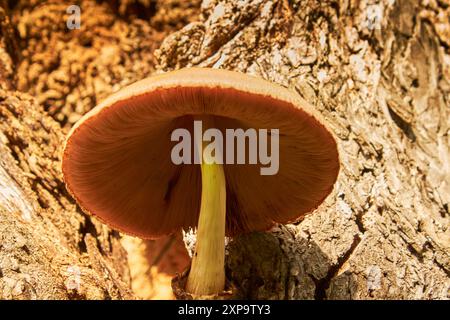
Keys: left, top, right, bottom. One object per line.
{"left": 62, "top": 68, "right": 339, "bottom": 238}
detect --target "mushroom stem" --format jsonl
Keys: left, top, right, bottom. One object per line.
{"left": 186, "top": 116, "right": 226, "bottom": 295}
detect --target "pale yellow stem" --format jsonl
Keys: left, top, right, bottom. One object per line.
{"left": 185, "top": 116, "right": 226, "bottom": 295}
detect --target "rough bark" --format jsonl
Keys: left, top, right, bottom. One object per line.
{"left": 159, "top": 0, "right": 449, "bottom": 299}
{"left": 1, "top": 0, "right": 449, "bottom": 300}
{"left": 0, "top": 7, "right": 136, "bottom": 300}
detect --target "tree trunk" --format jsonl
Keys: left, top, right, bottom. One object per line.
{"left": 159, "top": 0, "right": 449, "bottom": 299}
{"left": 1, "top": 0, "right": 449, "bottom": 300}
{"left": 0, "top": 5, "right": 135, "bottom": 300}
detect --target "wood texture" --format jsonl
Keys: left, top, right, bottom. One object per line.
{"left": 1, "top": 0, "right": 449, "bottom": 299}
{"left": 166, "top": 0, "right": 450, "bottom": 299}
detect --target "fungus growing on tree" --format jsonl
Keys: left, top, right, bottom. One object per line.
{"left": 62, "top": 68, "right": 339, "bottom": 296}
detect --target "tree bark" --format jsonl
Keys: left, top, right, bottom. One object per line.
{"left": 0, "top": 7, "right": 135, "bottom": 300}
{"left": 1, "top": 0, "right": 449, "bottom": 300}
{"left": 158, "top": 0, "right": 449, "bottom": 299}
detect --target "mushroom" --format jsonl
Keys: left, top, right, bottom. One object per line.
{"left": 62, "top": 68, "right": 339, "bottom": 296}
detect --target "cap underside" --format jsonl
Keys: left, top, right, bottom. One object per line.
{"left": 62, "top": 69, "right": 339, "bottom": 238}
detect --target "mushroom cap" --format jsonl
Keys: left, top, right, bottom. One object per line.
{"left": 62, "top": 68, "right": 339, "bottom": 238}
